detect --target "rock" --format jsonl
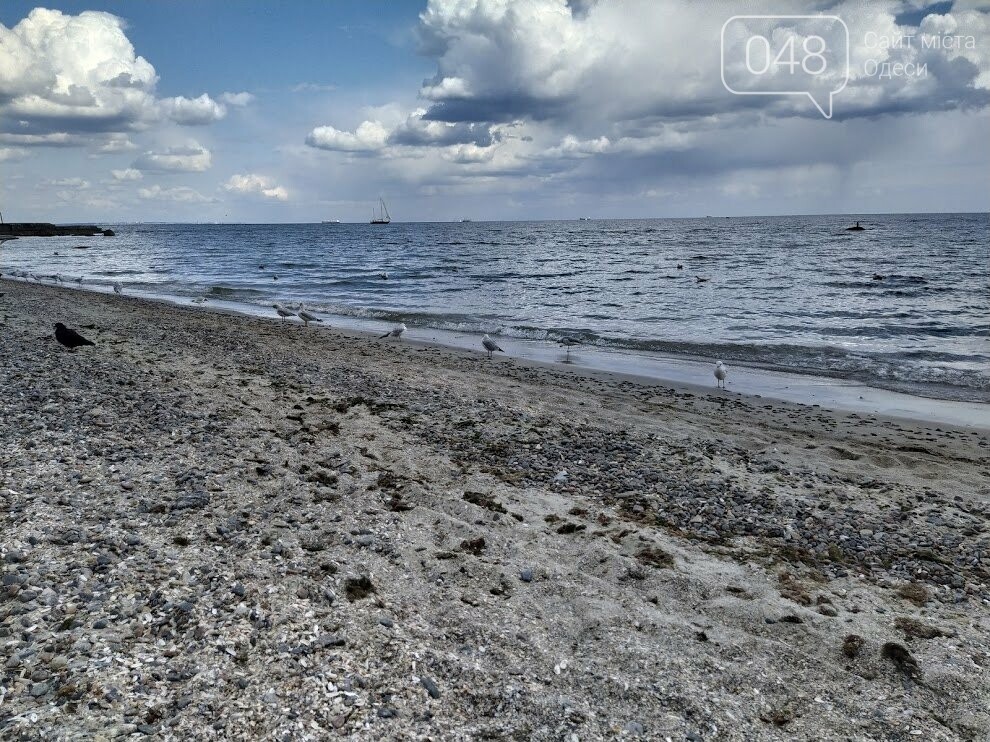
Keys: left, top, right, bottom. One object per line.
{"left": 173, "top": 492, "right": 209, "bottom": 510}
{"left": 842, "top": 634, "right": 865, "bottom": 658}
{"left": 623, "top": 720, "right": 645, "bottom": 735}
{"left": 30, "top": 682, "right": 49, "bottom": 697}
{"left": 519, "top": 568, "right": 534, "bottom": 583}
{"left": 420, "top": 676, "right": 441, "bottom": 699}
{"left": 344, "top": 576, "right": 375, "bottom": 601}
{"left": 881, "top": 642, "right": 921, "bottom": 679}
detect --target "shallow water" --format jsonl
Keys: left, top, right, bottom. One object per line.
{"left": 3, "top": 213, "right": 987, "bottom": 401}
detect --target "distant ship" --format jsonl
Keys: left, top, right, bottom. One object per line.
{"left": 460, "top": 218, "right": 472, "bottom": 222}
{"left": 322, "top": 219, "right": 341, "bottom": 224}
{"left": 370, "top": 197, "right": 391, "bottom": 224}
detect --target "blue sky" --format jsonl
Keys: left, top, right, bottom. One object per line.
{"left": 1, "top": 1, "right": 988, "bottom": 222}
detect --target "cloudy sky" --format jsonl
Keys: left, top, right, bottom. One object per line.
{"left": 1, "top": 0, "right": 988, "bottom": 222}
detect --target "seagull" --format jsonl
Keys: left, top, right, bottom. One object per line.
{"left": 113, "top": 282, "right": 123, "bottom": 295}
{"left": 714, "top": 360, "right": 728, "bottom": 388}
{"left": 379, "top": 272, "right": 388, "bottom": 280}
{"left": 297, "top": 306, "right": 323, "bottom": 327}
{"left": 54, "top": 273, "right": 64, "bottom": 284}
{"left": 273, "top": 303, "right": 296, "bottom": 321}
{"left": 74, "top": 276, "right": 84, "bottom": 284}
{"left": 191, "top": 297, "right": 208, "bottom": 304}
{"left": 54, "top": 322, "right": 95, "bottom": 351}
{"left": 696, "top": 276, "right": 710, "bottom": 283}
{"left": 676, "top": 264, "right": 684, "bottom": 270}
{"left": 559, "top": 336, "right": 580, "bottom": 358}
{"left": 380, "top": 322, "right": 406, "bottom": 340}
{"left": 482, "top": 334, "right": 503, "bottom": 359}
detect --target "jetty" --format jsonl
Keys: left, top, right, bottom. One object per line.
{"left": 0, "top": 223, "right": 113, "bottom": 237}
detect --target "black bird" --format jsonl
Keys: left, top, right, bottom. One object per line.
{"left": 54, "top": 322, "right": 95, "bottom": 351}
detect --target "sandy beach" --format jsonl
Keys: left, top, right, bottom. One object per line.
{"left": 2, "top": 278, "right": 988, "bottom": 740}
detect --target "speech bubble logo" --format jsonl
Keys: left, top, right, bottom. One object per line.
{"left": 721, "top": 15, "right": 849, "bottom": 119}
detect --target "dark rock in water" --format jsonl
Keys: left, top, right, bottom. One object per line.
{"left": 103, "top": 229, "right": 115, "bottom": 236}
{"left": 0, "top": 223, "right": 107, "bottom": 237}
{"left": 72, "top": 245, "right": 91, "bottom": 250}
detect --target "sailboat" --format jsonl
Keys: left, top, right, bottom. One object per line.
{"left": 370, "top": 197, "right": 391, "bottom": 224}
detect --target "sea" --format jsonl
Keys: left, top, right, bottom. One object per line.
{"left": 2, "top": 213, "right": 988, "bottom": 404}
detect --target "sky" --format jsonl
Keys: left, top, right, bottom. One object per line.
{"left": 1, "top": 0, "right": 988, "bottom": 223}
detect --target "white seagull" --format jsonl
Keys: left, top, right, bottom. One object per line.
{"left": 297, "top": 305, "right": 323, "bottom": 327}
{"left": 113, "top": 282, "right": 123, "bottom": 295}
{"left": 714, "top": 360, "right": 728, "bottom": 388}
{"left": 482, "top": 334, "right": 503, "bottom": 359}
{"left": 273, "top": 303, "right": 296, "bottom": 321}
{"left": 379, "top": 322, "right": 406, "bottom": 340}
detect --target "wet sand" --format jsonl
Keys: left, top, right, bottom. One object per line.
{"left": 2, "top": 279, "right": 989, "bottom": 740}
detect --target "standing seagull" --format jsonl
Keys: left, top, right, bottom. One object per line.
{"left": 379, "top": 322, "right": 406, "bottom": 340}
{"left": 297, "top": 306, "right": 323, "bottom": 327}
{"left": 273, "top": 303, "right": 296, "bottom": 322}
{"left": 714, "top": 360, "right": 728, "bottom": 389}
{"left": 482, "top": 334, "right": 503, "bottom": 359}
{"left": 113, "top": 282, "right": 123, "bottom": 295}
{"left": 54, "top": 323, "right": 95, "bottom": 351}
{"left": 559, "top": 336, "right": 580, "bottom": 358}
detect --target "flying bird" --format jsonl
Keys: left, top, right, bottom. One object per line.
{"left": 273, "top": 303, "right": 296, "bottom": 321}
{"left": 54, "top": 322, "right": 95, "bottom": 351}
{"left": 482, "top": 334, "right": 503, "bottom": 359}
{"left": 380, "top": 322, "right": 406, "bottom": 340}
{"left": 714, "top": 360, "right": 728, "bottom": 388}
{"left": 297, "top": 306, "right": 323, "bottom": 327}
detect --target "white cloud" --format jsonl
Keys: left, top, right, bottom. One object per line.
{"left": 161, "top": 94, "right": 227, "bottom": 125}
{"left": 223, "top": 173, "right": 288, "bottom": 201}
{"left": 133, "top": 143, "right": 212, "bottom": 172}
{"left": 0, "top": 146, "right": 27, "bottom": 161}
{"left": 305, "top": 121, "right": 390, "bottom": 152}
{"left": 111, "top": 168, "right": 142, "bottom": 181}
{"left": 137, "top": 184, "right": 212, "bottom": 203}
{"left": 45, "top": 177, "right": 90, "bottom": 189}
{"left": 291, "top": 82, "right": 337, "bottom": 93}
{"left": 96, "top": 135, "right": 137, "bottom": 153}
{"left": 220, "top": 91, "right": 254, "bottom": 106}
{"left": 0, "top": 8, "right": 158, "bottom": 134}
{"left": 0, "top": 8, "right": 233, "bottom": 147}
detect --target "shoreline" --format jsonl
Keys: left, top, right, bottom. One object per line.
{"left": 4, "top": 277, "right": 988, "bottom": 430}
{"left": 2, "top": 279, "right": 989, "bottom": 739}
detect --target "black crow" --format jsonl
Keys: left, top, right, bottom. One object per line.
{"left": 54, "top": 322, "right": 95, "bottom": 350}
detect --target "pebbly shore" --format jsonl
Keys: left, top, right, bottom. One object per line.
{"left": 1, "top": 279, "right": 988, "bottom": 740}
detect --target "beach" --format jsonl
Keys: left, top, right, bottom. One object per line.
{"left": 2, "top": 278, "right": 989, "bottom": 740}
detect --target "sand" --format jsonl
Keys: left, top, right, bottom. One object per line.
{"left": 1, "top": 278, "right": 988, "bottom": 740}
